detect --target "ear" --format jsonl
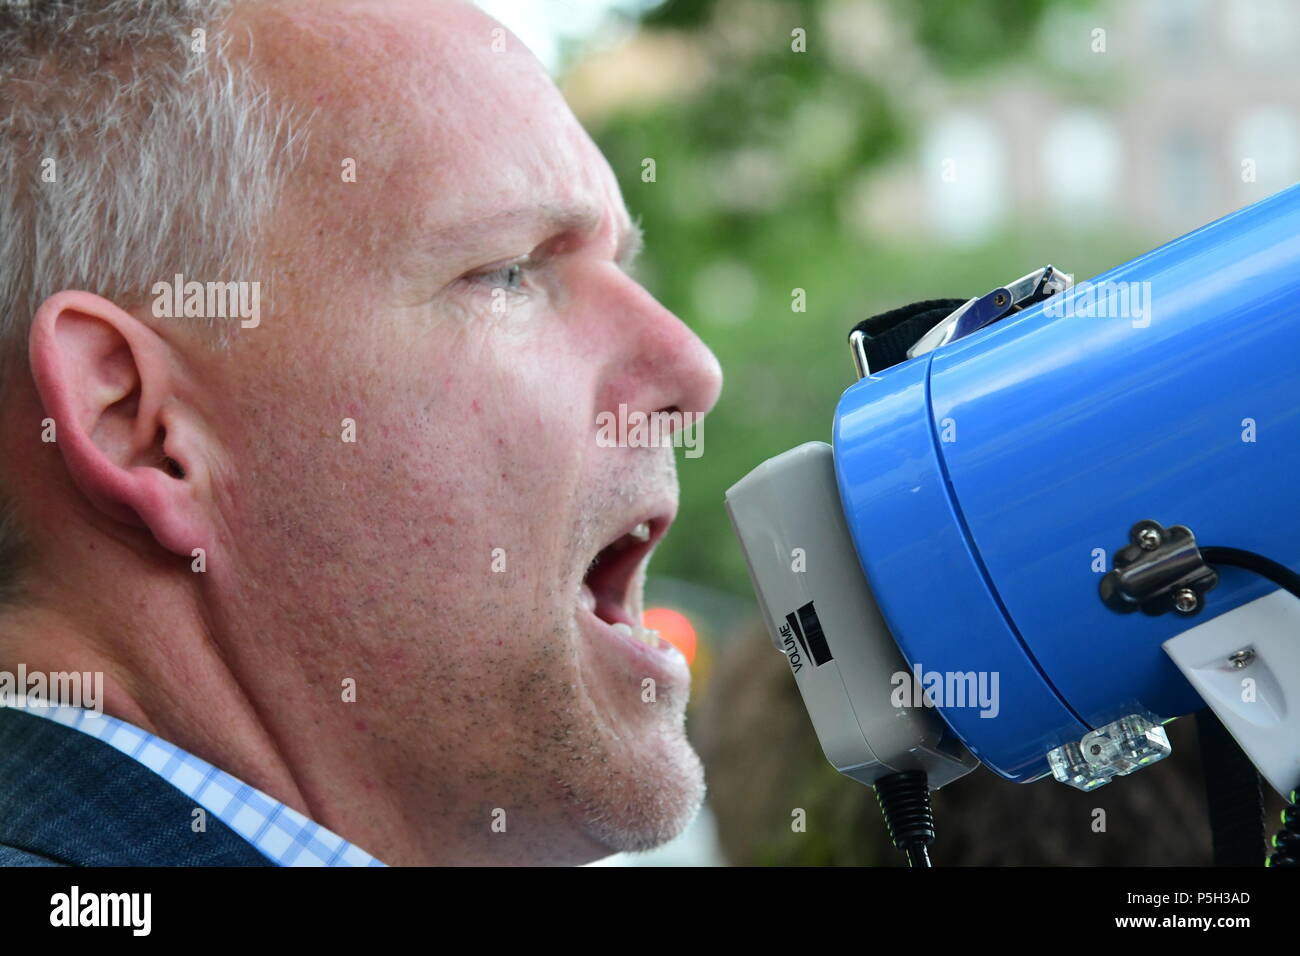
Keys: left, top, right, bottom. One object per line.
{"left": 28, "top": 290, "right": 208, "bottom": 558}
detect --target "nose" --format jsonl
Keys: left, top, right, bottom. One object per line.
{"left": 598, "top": 276, "right": 723, "bottom": 428}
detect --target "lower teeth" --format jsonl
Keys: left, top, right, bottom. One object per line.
{"left": 609, "top": 621, "right": 663, "bottom": 648}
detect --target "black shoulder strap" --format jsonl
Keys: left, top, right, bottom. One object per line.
{"left": 849, "top": 298, "right": 966, "bottom": 373}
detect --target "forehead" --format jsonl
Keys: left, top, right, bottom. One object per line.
{"left": 240, "top": 0, "right": 628, "bottom": 261}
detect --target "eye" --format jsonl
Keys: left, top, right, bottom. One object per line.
{"left": 469, "top": 259, "right": 529, "bottom": 293}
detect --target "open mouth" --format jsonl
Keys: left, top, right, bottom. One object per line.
{"left": 581, "top": 516, "right": 669, "bottom": 649}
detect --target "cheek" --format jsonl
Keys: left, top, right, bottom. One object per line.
{"left": 428, "top": 338, "right": 598, "bottom": 499}
{"left": 347, "top": 375, "right": 585, "bottom": 591}
{"left": 227, "top": 316, "right": 597, "bottom": 607}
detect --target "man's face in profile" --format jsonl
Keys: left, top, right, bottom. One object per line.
{"left": 173, "top": 0, "right": 721, "bottom": 864}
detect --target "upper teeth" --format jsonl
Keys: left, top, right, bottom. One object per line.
{"left": 610, "top": 621, "right": 662, "bottom": 648}
{"left": 629, "top": 522, "right": 651, "bottom": 542}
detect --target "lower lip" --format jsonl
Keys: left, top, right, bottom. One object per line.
{"left": 577, "top": 606, "right": 692, "bottom": 687}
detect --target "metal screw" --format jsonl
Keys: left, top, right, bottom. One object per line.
{"left": 1228, "top": 649, "right": 1255, "bottom": 670}
{"left": 1173, "top": 588, "right": 1198, "bottom": 613}
{"left": 1090, "top": 744, "right": 1102, "bottom": 756}
{"left": 1138, "top": 527, "right": 1161, "bottom": 550}
{"left": 993, "top": 292, "right": 1009, "bottom": 308}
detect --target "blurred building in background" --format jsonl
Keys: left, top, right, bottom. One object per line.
{"left": 876, "top": 0, "right": 1300, "bottom": 244}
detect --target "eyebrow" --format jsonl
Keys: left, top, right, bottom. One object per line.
{"left": 427, "top": 202, "right": 645, "bottom": 273}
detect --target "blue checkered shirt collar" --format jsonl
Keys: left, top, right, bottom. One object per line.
{"left": 15, "top": 699, "right": 387, "bottom": 867}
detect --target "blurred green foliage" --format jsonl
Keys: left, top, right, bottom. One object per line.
{"left": 580, "top": 0, "right": 1155, "bottom": 601}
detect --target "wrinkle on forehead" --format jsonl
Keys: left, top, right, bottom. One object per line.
{"left": 233, "top": 0, "right": 620, "bottom": 289}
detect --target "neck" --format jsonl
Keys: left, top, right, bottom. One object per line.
{"left": 0, "top": 557, "right": 315, "bottom": 827}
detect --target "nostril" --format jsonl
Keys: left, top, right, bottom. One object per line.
{"left": 656, "top": 406, "right": 683, "bottom": 433}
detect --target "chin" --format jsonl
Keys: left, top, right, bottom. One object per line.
{"left": 576, "top": 734, "right": 707, "bottom": 856}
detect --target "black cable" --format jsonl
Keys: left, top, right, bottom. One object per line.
{"left": 1269, "top": 792, "right": 1300, "bottom": 867}
{"left": 873, "top": 770, "right": 935, "bottom": 867}
{"left": 905, "top": 844, "right": 932, "bottom": 868}
{"left": 1201, "top": 546, "right": 1300, "bottom": 599}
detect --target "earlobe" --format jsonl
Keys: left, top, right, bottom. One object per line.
{"left": 28, "top": 290, "right": 209, "bottom": 558}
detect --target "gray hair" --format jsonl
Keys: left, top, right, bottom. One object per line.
{"left": 0, "top": 0, "right": 308, "bottom": 600}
